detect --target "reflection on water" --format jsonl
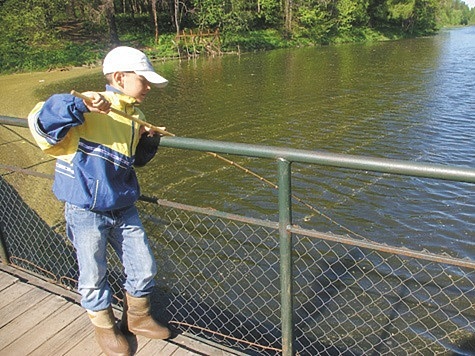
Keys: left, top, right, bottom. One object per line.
{"left": 32, "top": 27, "right": 475, "bottom": 261}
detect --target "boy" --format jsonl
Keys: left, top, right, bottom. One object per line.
{"left": 28, "top": 46, "right": 170, "bottom": 356}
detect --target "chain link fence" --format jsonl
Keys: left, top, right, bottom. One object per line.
{"left": 1, "top": 121, "right": 475, "bottom": 355}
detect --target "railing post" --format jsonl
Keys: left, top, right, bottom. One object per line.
{"left": 278, "top": 158, "right": 294, "bottom": 355}
{"left": 0, "top": 225, "right": 10, "bottom": 265}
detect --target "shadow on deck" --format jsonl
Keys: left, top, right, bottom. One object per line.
{"left": 0, "top": 265, "right": 244, "bottom": 356}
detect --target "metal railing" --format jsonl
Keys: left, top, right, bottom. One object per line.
{"left": 1, "top": 116, "right": 475, "bottom": 355}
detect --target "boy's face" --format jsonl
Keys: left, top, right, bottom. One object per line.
{"left": 118, "top": 72, "right": 151, "bottom": 103}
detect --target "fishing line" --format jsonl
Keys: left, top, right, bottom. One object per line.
{"left": 71, "top": 90, "right": 366, "bottom": 239}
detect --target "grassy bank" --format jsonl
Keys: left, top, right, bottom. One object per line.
{"left": 0, "top": 15, "right": 419, "bottom": 75}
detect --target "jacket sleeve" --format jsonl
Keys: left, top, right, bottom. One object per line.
{"left": 134, "top": 133, "right": 160, "bottom": 167}
{"left": 28, "top": 94, "right": 89, "bottom": 148}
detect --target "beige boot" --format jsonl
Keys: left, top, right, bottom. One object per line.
{"left": 121, "top": 293, "right": 171, "bottom": 339}
{"left": 88, "top": 306, "right": 131, "bottom": 356}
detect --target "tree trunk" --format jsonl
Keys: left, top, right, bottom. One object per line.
{"left": 103, "top": 0, "right": 120, "bottom": 46}
{"left": 174, "top": 0, "right": 181, "bottom": 36}
{"left": 151, "top": 0, "right": 159, "bottom": 43}
{"left": 284, "top": 0, "right": 292, "bottom": 37}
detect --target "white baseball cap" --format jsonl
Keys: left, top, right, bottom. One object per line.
{"left": 103, "top": 46, "right": 168, "bottom": 88}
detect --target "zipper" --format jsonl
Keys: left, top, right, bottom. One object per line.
{"left": 127, "top": 103, "right": 136, "bottom": 158}
{"left": 130, "top": 119, "right": 135, "bottom": 157}
{"left": 91, "top": 179, "right": 99, "bottom": 210}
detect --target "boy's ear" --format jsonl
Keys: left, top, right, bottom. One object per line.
{"left": 111, "top": 72, "right": 125, "bottom": 88}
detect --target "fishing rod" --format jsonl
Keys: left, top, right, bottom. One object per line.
{"left": 71, "top": 90, "right": 364, "bottom": 239}
{"left": 70, "top": 90, "right": 174, "bottom": 137}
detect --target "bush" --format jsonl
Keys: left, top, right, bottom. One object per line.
{"left": 222, "top": 29, "right": 290, "bottom": 52}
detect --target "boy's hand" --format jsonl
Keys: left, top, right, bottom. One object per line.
{"left": 140, "top": 125, "right": 167, "bottom": 137}
{"left": 81, "top": 92, "right": 111, "bottom": 114}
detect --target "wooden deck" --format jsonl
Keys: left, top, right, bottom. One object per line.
{"left": 0, "top": 266, "right": 245, "bottom": 356}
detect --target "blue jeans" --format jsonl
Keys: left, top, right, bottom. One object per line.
{"left": 65, "top": 202, "right": 157, "bottom": 311}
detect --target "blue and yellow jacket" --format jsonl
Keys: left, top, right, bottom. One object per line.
{"left": 28, "top": 88, "right": 158, "bottom": 211}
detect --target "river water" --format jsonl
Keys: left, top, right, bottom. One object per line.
{"left": 149, "top": 27, "right": 474, "bottom": 262}
{"left": 2, "top": 26, "right": 473, "bottom": 354}
{"left": 30, "top": 26, "right": 474, "bottom": 260}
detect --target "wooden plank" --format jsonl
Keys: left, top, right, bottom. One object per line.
{"left": 139, "top": 339, "right": 179, "bottom": 356}
{"left": 0, "top": 266, "right": 81, "bottom": 304}
{"left": 0, "top": 280, "right": 33, "bottom": 309}
{"left": 173, "top": 333, "right": 248, "bottom": 356}
{"left": 63, "top": 328, "right": 103, "bottom": 356}
{"left": 0, "top": 269, "right": 245, "bottom": 356}
{"left": 172, "top": 348, "right": 205, "bottom": 356}
{"left": 135, "top": 337, "right": 170, "bottom": 355}
{"left": 1, "top": 298, "right": 73, "bottom": 355}
{"left": 0, "top": 293, "right": 67, "bottom": 350}
{"left": 27, "top": 302, "right": 87, "bottom": 356}
{"left": 170, "top": 334, "right": 239, "bottom": 356}
{"left": 0, "top": 285, "right": 50, "bottom": 329}
{"left": 0, "top": 272, "right": 18, "bottom": 292}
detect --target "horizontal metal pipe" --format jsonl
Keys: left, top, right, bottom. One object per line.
{"left": 0, "top": 116, "right": 28, "bottom": 127}
{"left": 2, "top": 115, "right": 474, "bottom": 183}
{"left": 160, "top": 136, "right": 475, "bottom": 183}
{"left": 142, "top": 196, "right": 279, "bottom": 229}
{"left": 290, "top": 226, "right": 475, "bottom": 270}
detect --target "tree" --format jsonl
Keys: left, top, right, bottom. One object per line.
{"left": 103, "top": 0, "right": 120, "bottom": 45}
{"left": 194, "top": 0, "right": 226, "bottom": 29}
{"left": 256, "top": 0, "right": 282, "bottom": 28}
{"left": 284, "top": 0, "right": 293, "bottom": 36}
{"left": 386, "top": 0, "right": 416, "bottom": 31}
{"left": 294, "top": 0, "right": 336, "bottom": 43}
{"left": 412, "top": 0, "right": 437, "bottom": 33}
{"left": 151, "top": 0, "right": 159, "bottom": 42}
{"left": 337, "top": 0, "right": 370, "bottom": 34}
{"left": 367, "top": 0, "right": 389, "bottom": 27}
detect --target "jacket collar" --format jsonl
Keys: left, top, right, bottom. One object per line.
{"left": 105, "top": 85, "right": 138, "bottom": 106}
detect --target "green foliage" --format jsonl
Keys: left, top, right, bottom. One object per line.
{"left": 294, "top": 2, "right": 336, "bottom": 44}
{"left": 194, "top": 0, "right": 227, "bottom": 29}
{"left": 25, "top": 43, "right": 102, "bottom": 69}
{"left": 437, "top": 0, "right": 474, "bottom": 26}
{"left": 116, "top": 14, "right": 153, "bottom": 36}
{"left": 256, "top": 0, "right": 283, "bottom": 28}
{"left": 337, "top": 0, "right": 370, "bottom": 33}
{"left": 412, "top": 0, "right": 438, "bottom": 34}
{"left": 0, "top": 0, "right": 473, "bottom": 73}
{"left": 0, "top": 0, "right": 64, "bottom": 72}
{"left": 0, "top": 41, "right": 104, "bottom": 73}
{"left": 222, "top": 29, "right": 293, "bottom": 52}
{"left": 387, "top": 0, "right": 415, "bottom": 22}
{"left": 0, "top": 0, "right": 57, "bottom": 46}
{"left": 148, "top": 34, "right": 183, "bottom": 58}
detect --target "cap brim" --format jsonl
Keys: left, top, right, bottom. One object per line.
{"left": 136, "top": 70, "right": 168, "bottom": 88}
